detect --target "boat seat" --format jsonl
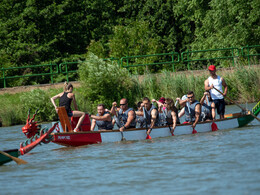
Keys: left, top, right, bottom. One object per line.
{"left": 57, "top": 107, "right": 72, "bottom": 132}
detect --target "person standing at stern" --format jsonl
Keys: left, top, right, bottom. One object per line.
{"left": 204, "top": 65, "right": 228, "bottom": 119}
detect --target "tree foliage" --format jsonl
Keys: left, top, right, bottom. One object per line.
{"left": 0, "top": 0, "right": 259, "bottom": 79}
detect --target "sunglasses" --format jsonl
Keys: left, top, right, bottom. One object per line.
{"left": 120, "top": 104, "right": 127, "bottom": 106}
{"left": 187, "top": 95, "right": 194, "bottom": 99}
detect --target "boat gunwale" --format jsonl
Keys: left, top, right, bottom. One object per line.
{"left": 52, "top": 112, "right": 249, "bottom": 135}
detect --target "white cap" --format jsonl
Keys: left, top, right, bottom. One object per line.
{"left": 181, "top": 95, "right": 187, "bottom": 100}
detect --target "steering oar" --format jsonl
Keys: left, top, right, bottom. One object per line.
{"left": 213, "top": 87, "right": 260, "bottom": 122}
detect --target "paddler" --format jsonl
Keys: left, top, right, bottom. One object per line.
{"left": 142, "top": 97, "right": 159, "bottom": 136}
{"left": 204, "top": 65, "right": 228, "bottom": 119}
{"left": 50, "top": 82, "right": 85, "bottom": 132}
{"left": 200, "top": 91, "right": 215, "bottom": 121}
{"left": 179, "top": 91, "right": 201, "bottom": 129}
{"left": 89, "top": 104, "right": 113, "bottom": 131}
{"left": 163, "top": 98, "right": 180, "bottom": 134}
{"left": 110, "top": 98, "right": 136, "bottom": 132}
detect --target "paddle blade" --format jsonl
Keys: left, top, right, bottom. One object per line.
{"left": 211, "top": 122, "right": 218, "bottom": 131}
{"left": 192, "top": 128, "right": 197, "bottom": 134}
{"left": 0, "top": 151, "right": 28, "bottom": 165}
{"left": 146, "top": 135, "right": 152, "bottom": 139}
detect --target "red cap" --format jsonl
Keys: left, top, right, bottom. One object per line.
{"left": 158, "top": 97, "right": 165, "bottom": 104}
{"left": 208, "top": 65, "right": 216, "bottom": 71}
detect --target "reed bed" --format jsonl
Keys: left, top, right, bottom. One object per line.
{"left": 0, "top": 65, "right": 259, "bottom": 126}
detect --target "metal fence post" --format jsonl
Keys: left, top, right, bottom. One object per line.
{"left": 171, "top": 52, "right": 175, "bottom": 72}
{"left": 246, "top": 46, "right": 250, "bottom": 66}
{"left": 50, "top": 63, "right": 54, "bottom": 84}
{"left": 187, "top": 50, "right": 190, "bottom": 70}
{"left": 2, "top": 68, "right": 6, "bottom": 88}
{"left": 232, "top": 48, "right": 234, "bottom": 66}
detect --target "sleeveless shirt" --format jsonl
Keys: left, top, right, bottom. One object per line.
{"left": 59, "top": 92, "right": 72, "bottom": 114}
{"left": 208, "top": 75, "right": 224, "bottom": 100}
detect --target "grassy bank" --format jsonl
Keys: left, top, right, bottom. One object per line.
{"left": 0, "top": 65, "right": 259, "bottom": 127}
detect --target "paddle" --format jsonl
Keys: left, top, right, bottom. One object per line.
{"left": 115, "top": 110, "right": 126, "bottom": 141}
{"left": 206, "top": 94, "right": 218, "bottom": 131}
{"left": 0, "top": 150, "right": 28, "bottom": 165}
{"left": 186, "top": 101, "right": 197, "bottom": 134}
{"left": 175, "top": 100, "right": 179, "bottom": 107}
{"left": 213, "top": 86, "right": 260, "bottom": 122}
{"left": 143, "top": 106, "right": 151, "bottom": 139}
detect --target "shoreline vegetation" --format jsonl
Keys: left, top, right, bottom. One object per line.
{"left": 0, "top": 58, "right": 259, "bottom": 127}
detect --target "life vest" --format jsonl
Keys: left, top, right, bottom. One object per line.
{"left": 185, "top": 100, "right": 201, "bottom": 122}
{"left": 201, "top": 100, "right": 212, "bottom": 121}
{"left": 117, "top": 108, "right": 136, "bottom": 128}
{"left": 144, "top": 104, "right": 159, "bottom": 126}
{"left": 95, "top": 112, "right": 113, "bottom": 130}
{"left": 163, "top": 108, "right": 180, "bottom": 125}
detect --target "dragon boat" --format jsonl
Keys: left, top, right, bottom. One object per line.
{"left": 47, "top": 101, "right": 260, "bottom": 147}
{"left": 2, "top": 100, "right": 257, "bottom": 164}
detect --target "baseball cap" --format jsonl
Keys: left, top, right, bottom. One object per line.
{"left": 208, "top": 65, "right": 216, "bottom": 71}
{"left": 158, "top": 97, "right": 165, "bottom": 104}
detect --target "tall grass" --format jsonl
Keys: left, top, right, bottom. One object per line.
{"left": 0, "top": 60, "right": 259, "bottom": 126}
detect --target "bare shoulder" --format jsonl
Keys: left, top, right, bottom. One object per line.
{"left": 204, "top": 78, "right": 209, "bottom": 83}
{"left": 52, "top": 92, "right": 63, "bottom": 98}
{"left": 129, "top": 110, "right": 135, "bottom": 115}
{"left": 68, "top": 92, "right": 75, "bottom": 99}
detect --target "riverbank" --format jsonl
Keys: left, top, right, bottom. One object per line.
{"left": 0, "top": 65, "right": 259, "bottom": 127}
{"left": 1, "top": 65, "right": 259, "bottom": 95}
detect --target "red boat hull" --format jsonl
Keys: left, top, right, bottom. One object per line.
{"left": 52, "top": 132, "right": 102, "bottom": 147}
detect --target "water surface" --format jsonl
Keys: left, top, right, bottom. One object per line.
{"left": 0, "top": 104, "right": 260, "bottom": 195}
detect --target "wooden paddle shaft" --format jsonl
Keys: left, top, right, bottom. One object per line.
{"left": 0, "top": 150, "right": 27, "bottom": 165}
{"left": 213, "top": 87, "right": 260, "bottom": 122}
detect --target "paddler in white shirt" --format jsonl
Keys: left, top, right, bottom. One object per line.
{"left": 204, "top": 65, "right": 228, "bottom": 119}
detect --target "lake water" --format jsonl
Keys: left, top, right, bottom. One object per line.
{"left": 0, "top": 104, "right": 260, "bottom": 195}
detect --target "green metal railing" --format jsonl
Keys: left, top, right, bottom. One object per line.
{"left": 103, "top": 57, "right": 121, "bottom": 67}
{"left": 0, "top": 45, "right": 259, "bottom": 88}
{"left": 241, "top": 45, "right": 260, "bottom": 65}
{"left": 181, "top": 47, "right": 240, "bottom": 70}
{"left": 121, "top": 52, "right": 180, "bottom": 72}
{"left": 59, "top": 62, "right": 79, "bottom": 82}
{"left": 0, "top": 63, "right": 58, "bottom": 88}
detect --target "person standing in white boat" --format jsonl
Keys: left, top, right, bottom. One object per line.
{"left": 50, "top": 82, "right": 85, "bottom": 132}
{"left": 204, "top": 65, "right": 228, "bottom": 119}
{"left": 89, "top": 104, "right": 113, "bottom": 131}
{"left": 142, "top": 97, "right": 159, "bottom": 136}
{"left": 200, "top": 91, "right": 215, "bottom": 121}
{"left": 179, "top": 91, "right": 201, "bottom": 129}
{"left": 110, "top": 98, "right": 136, "bottom": 132}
